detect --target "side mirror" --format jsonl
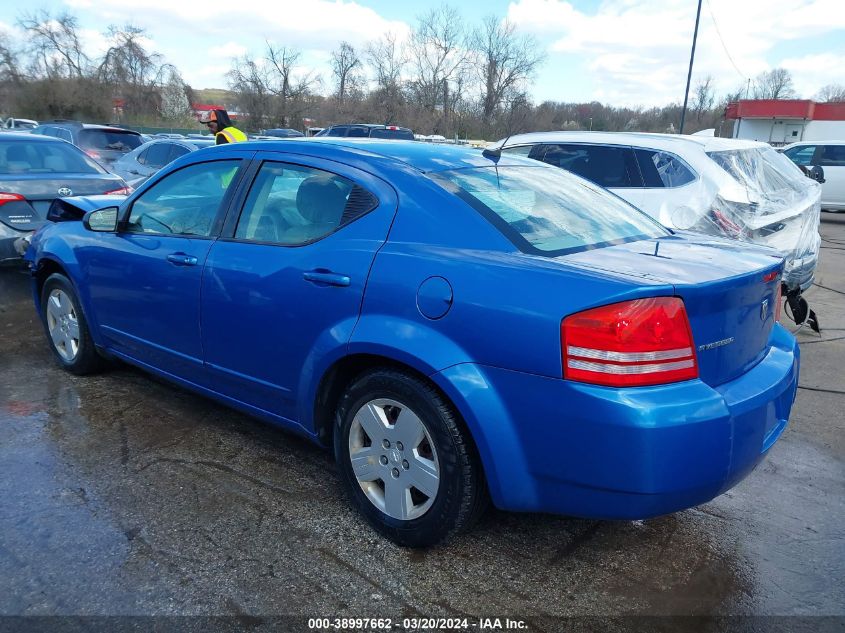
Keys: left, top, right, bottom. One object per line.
{"left": 83, "top": 206, "right": 119, "bottom": 232}
{"left": 809, "top": 165, "right": 826, "bottom": 184}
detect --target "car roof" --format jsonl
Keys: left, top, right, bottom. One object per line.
{"left": 328, "top": 123, "right": 412, "bottom": 130}
{"left": 783, "top": 140, "right": 845, "bottom": 147}
{"left": 497, "top": 131, "right": 768, "bottom": 153}
{"left": 192, "top": 138, "right": 532, "bottom": 173}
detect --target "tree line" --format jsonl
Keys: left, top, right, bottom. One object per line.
{"left": 1, "top": 7, "right": 843, "bottom": 139}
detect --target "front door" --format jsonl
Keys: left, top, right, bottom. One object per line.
{"left": 80, "top": 158, "right": 245, "bottom": 382}
{"left": 200, "top": 155, "right": 397, "bottom": 425}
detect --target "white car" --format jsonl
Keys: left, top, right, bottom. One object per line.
{"left": 494, "top": 131, "right": 822, "bottom": 294}
{"left": 1, "top": 118, "right": 38, "bottom": 131}
{"left": 782, "top": 141, "right": 845, "bottom": 211}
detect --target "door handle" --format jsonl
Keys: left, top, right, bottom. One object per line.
{"left": 166, "top": 253, "right": 198, "bottom": 266}
{"left": 303, "top": 270, "right": 351, "bottom": 287}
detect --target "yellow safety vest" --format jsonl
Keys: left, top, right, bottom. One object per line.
{"left": 216, "top": 126, "right": 248, "bottom": 144}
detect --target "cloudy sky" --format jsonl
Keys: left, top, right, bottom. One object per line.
{"left": 4, "top": 0, "right": 845, "bottom": 107}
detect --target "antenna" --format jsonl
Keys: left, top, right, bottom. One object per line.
{"left": 483, "top": 132, "right": 514, "bottom": 160}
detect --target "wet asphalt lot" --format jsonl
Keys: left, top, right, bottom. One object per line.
{"left": 1, "top": 214, "right": 844, "bottom": 633}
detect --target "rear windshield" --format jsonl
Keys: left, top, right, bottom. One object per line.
{"left": 370, "top": 128, "right": 414, "bottom": 140}
{"left": 79, "top": 129, "right": 143, "bottom": 152}
{"left": 707, "top": 147, "right": 810, "bottom": 199}
{"left": 0, "top": 140, "right": 106, "bottom": 174}
{"left": 435, "top": 166, "right": 667, "bottom": 256}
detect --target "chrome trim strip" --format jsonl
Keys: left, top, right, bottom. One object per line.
{"left": 567, "top": 346, "right": 692, "bottom": 362}
{"left": 567, "top": 359, "right": 695, "bottom": 374}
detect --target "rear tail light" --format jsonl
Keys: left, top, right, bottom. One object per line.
{"left": 561, "top": 297, "right": 699, "bottom": 387}
{"left": 105, "top": 186, "right": 133, "bottom": 195}
{"left": 0, "top": 192, "right": 25, "bottom": 206}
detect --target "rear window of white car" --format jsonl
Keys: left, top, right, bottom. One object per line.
{"left": 435, "top": 165, "right": 668, "bottom": 255}
{"left": 707, "top": 146, "right": 809, "bottom": 196}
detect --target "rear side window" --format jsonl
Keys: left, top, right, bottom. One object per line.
{"left": 370, "top": 128, "right": 415, "bottom": 140}
{"left": 539, "top": 144, "right": 640, "bottom": 188}
{"left": 325, "top": 126, "right": 348, "bottom": 137}
{"left": 169, "top": 145, "right": 191, "bottom": 162}
{"left": 346, "top": 127, "right": 370, "bottom": 138}
{"left": 79, "top": 130, "right": 143, "bottom": 151}
{"left": 0, "top": 140, "right": 105, "bottom": 174}
{"left": 501, "top": 145, "right": 534, "bottom": 158}
{"left": 818, "top": 145, "right": 845, "bottom": 167}
{"left": 235, "top": 161, "right": 377, "bottom": 245}
{"left": 634, "top": 149, "right": 696, "bottom": 188}
{"left": 783, "top": 145, "right": 816, "bottom": 166}
{"left": 435, "top": 165, "right": 667, "bottom": 256}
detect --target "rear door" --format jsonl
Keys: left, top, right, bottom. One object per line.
{"left": 200, "top": 153, "right": 397, "bottom": 423}
{"left": 79, "top": 155, "right": 249, "bottom": 383}
{"left": 632, "top": 147, "right": 701, "bottom": 226}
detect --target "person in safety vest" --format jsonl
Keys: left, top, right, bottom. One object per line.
{"left": 199, "top": 109, "right": 247, "bottom": 144}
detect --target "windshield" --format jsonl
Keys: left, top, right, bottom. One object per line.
{"left": 0, "top": 140, "right": 107, "bottom": 174}
{"left": 435, "top": 165, "right": 668, "bottom": 256}
{"left": 370, "top": 128, "right": 414, "bottom": 140}
{"left": 79, "top": 129, "right": 143, "bottom": 152}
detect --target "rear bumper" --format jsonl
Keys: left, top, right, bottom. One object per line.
{"left": 433, "top": 323, "right": 799, "bottom": 519}
{"left": 0, "top": 233, "right": 30, "bottom": 263}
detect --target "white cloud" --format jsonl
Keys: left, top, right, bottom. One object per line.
{"left": 508, "top": 0, "right": 845, "bottom": 106}
{"left": 208, "top": 42, "right": 247, "bottom": 59}
{"left": 781, "top": 52, "right": 845, "bottom": 98}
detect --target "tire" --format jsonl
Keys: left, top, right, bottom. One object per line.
{"left": 40, "top": 273, "right": 103, "bottom": 375}
{"left": 335, "top": 368, "right": 488, "bottom": 547}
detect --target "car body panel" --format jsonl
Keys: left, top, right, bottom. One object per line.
{"left": 25, "top": 139, "right": 800, "bottom": 521}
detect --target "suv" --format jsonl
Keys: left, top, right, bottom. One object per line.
{"left": 315, "top": 124, "right": 414, "bottom": 140}
{"left": 782, "top": 141, "right": 845, "bottom": 211}
{"left": 495, "top": 131, "right": 821, "bottom": 305}
{"left": 30, "top": 122, "right": 144, "bottom": 168}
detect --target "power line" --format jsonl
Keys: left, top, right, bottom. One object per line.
{"left": 705, "top": 0, "right": 747, "bottom": 81}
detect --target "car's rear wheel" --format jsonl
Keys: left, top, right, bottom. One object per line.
{"left": 335, "top": 368, "right": 487, "bottom": 547}
{"left": 40, "top": 273, "right": 103, "bottom": 375}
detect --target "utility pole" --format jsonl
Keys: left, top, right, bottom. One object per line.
{"left": 679, "top": 0, "right": 703, "bottom": 135}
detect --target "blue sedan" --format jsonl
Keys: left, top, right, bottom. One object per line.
{"left": 25, "top": 139, "right": 799, "bottom": 547}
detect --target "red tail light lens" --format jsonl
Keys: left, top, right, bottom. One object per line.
{"left": 562, "top": 297, "right": 699, "bottom": 387}
{"left": 104, "top": 186, "right": 133, "bottom": 195}
{"left": 0, "top": 192, "right": 25, "bottom": 206}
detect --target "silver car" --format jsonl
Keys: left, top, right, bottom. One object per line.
{"left": 111, "top": 138, "right": 216, "bottom": 188}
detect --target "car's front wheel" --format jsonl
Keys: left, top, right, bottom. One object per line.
{"left": 40, "top": 273, "right": 103, "bottom": 375}
{"left": 335, "top": 369, "right": 487, "bottom": 547}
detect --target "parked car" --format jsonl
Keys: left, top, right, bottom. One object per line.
{"left": 782, "top": 141, "right": 845, "bottom": 211}
{"left": 261, "top": 128, "right": 305, "bottom": 138}
{"left": 111, "top": 138, "right": 216, "bottom": 188}
{"left": 2, "top": 117, "right": 38, "bottom": 131}
{"left": 153, "top": 133, "right": 186, "bottom": 139}
{"left": 0, "top": 134, "right": 129, "bottom": 263}
{"left": 495, "top": 132, "right": 822, "bottom": 299}
{"left": 30, "top": 122, "right": 144, "bottom": 169}
{"left": 315, "top": 124, "right": 414, "bottom": 140}
{"left": 25, "top": 139, "right": 799, "bottom": 547}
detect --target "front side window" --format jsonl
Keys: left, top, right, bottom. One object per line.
{"left": 235, "top": 161, "right": 377, "bottom": 245}
{"left": 435, "top": 165, "right": 667, "bottom": 256}
{"left": 126, "top": 160, "right": 240, "bottom": 237}
{"left": 818, "top": 145, "right": 845, "bottom": 167}
{"left": 501, "top": 145, "right": 534, "bottom": 158}
{"left": 143, "top": 143, "right": 174, "bottom": 169}
{"left": 325, "top": 126, "right": 348, "bottom": 137}
{"left": 783, "top": 145, "right": 816, "bottom": 166}
{"left": 634, "top": 149, "right": 696, "bottom": 188}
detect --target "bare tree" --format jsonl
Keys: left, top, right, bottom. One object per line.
{"left": 98, "top": 25, "right": 166, "bottom": 116}
{"left": 18, "top": 10, "right": 90, "bottom": 79}
{"left": 265, "top": 44, "right": 319, "bottom": 127}
{"left": 815, "top": 83, "right": 845, "bottom": 102}
{"left": 407, "top": 5, "right": 469, "bottom": 117}
{"left": 472, "top": 15, "right": 544, "bottom": 124}
{"left": 331, "top": 41, "right": 361, "bottom": 103}
{"left": 365, "top": 33, "right": 406, "bottom": 124}
{"left": 691, "top": 75, "right": 715, "bottom": 120}
{"left": 753, "top": 68, "right": 796, "bottom": 100}
{"left": 0, "top": 34, "right": 24, "bottom": 85}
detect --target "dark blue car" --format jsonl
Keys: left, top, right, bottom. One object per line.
{"left": 25, "top": 139, "right": 799, "bottom": 547}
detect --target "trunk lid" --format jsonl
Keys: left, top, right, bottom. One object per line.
{"left": 563, "top": 233, "right": 784, "bottom": 387}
